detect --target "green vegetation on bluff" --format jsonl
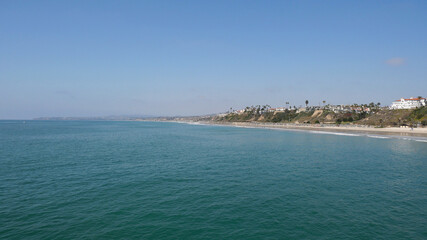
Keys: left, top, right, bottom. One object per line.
{"left": 216, "top": 106, "right": 427, "bottom": 127}
{"left": 409, "top": 107, "right": 427, "bottom": 125}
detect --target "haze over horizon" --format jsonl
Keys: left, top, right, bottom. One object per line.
{"left": 1, "top": 0, "right": 426, "bottom": 119}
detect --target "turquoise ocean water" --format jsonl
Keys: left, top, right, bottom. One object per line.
{"left": 1, "top": 121, "right": 426, "bottom": 239}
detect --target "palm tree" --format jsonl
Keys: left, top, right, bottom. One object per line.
{"left": 305, "top": 100, "right": 309, "bottom": 107}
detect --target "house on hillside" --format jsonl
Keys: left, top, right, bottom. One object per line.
{"left": 296, "top": 107, "right": 307, "bottom": 113}
{"left": 267, "top": 107, "right": 287, "bottom": 113}
{"left": 233, "top": 109, "right": 245, "bottom": 114}
{"left": 390, "top": 97, "right": 426, "bottom": 109}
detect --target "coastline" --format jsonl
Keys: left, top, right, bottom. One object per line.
{"left": 178, "top": 121, "right": 427, "bottom": 138}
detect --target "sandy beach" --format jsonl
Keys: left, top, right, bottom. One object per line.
{"left": 193, "top": 121, "right": 427, "bottom": 138}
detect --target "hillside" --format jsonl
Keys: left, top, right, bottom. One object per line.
{"left": 215, "top": 107, "right": 427, "bottom": 127}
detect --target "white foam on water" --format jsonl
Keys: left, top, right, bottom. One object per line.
{"left": 308, "top": 131, "right": 332, "bottom": 134}
{"left": 309, "top": 131, "right": 361, "bottom": 137}
{"left": 235, "top": 125, "right": 260, "bottom": 129}
{"left": 182, "top": 122, "right": 209, "bottom": 126}
{"left": 367, "top": 135, "right": 390, "bottom": 139}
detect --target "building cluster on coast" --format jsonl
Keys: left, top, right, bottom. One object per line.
{"left": 228, "top": 96, "right": 426, "bottom": 115}
{"left": 390, "top": 97, "right": 427, "bottom": 109}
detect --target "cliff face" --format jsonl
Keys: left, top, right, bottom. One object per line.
{"left": 216, "top": 107, "right": 427, "bottom": 127}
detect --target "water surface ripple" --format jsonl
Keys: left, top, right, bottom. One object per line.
{"left": 1, "top": 121, "right": 426, "bottom": 239}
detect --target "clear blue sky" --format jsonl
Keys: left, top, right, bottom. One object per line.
{"left": 1, "top": 0, "right": 426, "bottom": 119}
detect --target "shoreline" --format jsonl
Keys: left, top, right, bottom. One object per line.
{"left": 178, "top": 121, "right": 427, "bottom": 138}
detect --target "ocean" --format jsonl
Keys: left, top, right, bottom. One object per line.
{"left": 1, "top": 121, "right": 426, "bottom": 239}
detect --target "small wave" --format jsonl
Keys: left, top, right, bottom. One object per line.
{"left": 234, "top": 126, "right": 259, "bottom": 129}
{"left": 387, "top": 136, "right": 427, "bottom": 143}
{"left": 187, "top": 122, "right": 201, "bottom": 125}
{"left": 309, "top": 131, "right": 361, "bottom": 137}
{"left": 182, "top": 122, "right": 208, "bottom": 126}
{"left": 309, "top": 131, "right": 331, "bottom": 134}
{"left": 367, "top": 135, "right": 390, "bottom": 139}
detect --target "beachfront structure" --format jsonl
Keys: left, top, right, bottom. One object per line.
{"left": 390, "top": 97, "right": 426, "bottom": 109}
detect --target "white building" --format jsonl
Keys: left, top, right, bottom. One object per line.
{"left": 390, "top": 97, "right": 426, "bottom": 109}
{"left": 267, "top": 107, "right": 287, "bottom": 112}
